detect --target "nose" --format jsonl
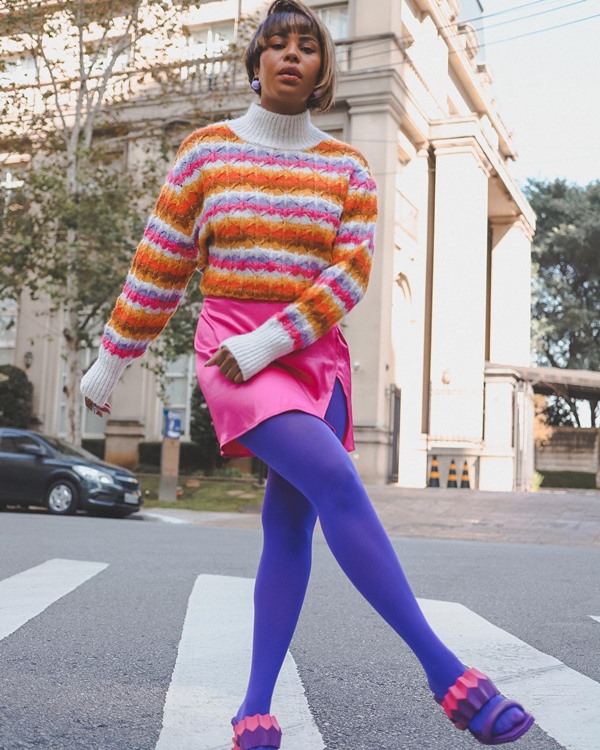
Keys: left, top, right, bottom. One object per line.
{"left": 284, "top": 43, "right": 300, "bottom": 61}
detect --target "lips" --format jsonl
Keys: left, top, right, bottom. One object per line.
{"left": 279, "top": 66, "right": 302, "bottom": 79}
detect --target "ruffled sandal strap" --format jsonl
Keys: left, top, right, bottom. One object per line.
{"left": 231, "top": 713, "right": 282, "bottom": 750}
{"left": 439, "top": 667, "right": 499, "bottom": 730}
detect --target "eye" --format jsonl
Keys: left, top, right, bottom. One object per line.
{"left": 302, "top": 46, "right": 317, "bottom": 54}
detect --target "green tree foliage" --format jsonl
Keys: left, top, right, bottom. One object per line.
{"left": 10, "top": 155, "right": 152, "bottom": 341}
{"left": 0, "top": 0, "right": 207, "bottom": 444}
{"left": 0, "top": 365, "right": 33, "bottom": 427}
{"left": 0, "top": 174, "right": 34, "bottom": 301}
{"left": 190, "top": 384, "right": 224, "bottom": 473}
{"left": 526, "top": 179, "right": 600, "bottom": 426}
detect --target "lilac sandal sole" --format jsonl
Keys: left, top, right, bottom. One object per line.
{"left": 438, "top": 667, "right": 535, "bottom": 745}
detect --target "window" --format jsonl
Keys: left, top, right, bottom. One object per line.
{"left": 163, "top": 354, "right": 195, "bottom": 440}
{"left": 58, "top": 345, "right": 107, "bottom": 438}
{"left": 0, "top": 299, "right": 17, "bottom": 367}
{"left": 187, "top": 22, "right": 234, "bottom": 59}
{"left": 83, "top": 37, "right": 131, "bottom": 78}
{"left": 0, "top": 54, "right": 37, "bottom": 86}
{"left": 0, "top": 434, "right": 37, "bottom": 454}
{"left": 315, "top": 3, "right": 349, "bottom": 69}
{"left": 315, "top": 3, "right": 348, "bottom": 40}
{"left": 1, "top": 168, "right": 25, "bottom": 366}
{"left": 181, "top": 21, "right": 235, "bottom": 84}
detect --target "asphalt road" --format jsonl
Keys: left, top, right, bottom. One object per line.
{"left": 0, "top": 506, "right": 599, "bottom": 750}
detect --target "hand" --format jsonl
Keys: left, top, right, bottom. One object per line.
{"left": 84, "top": 397, "right": 111, "bottom": 418}
{"left": 205, "top": 347, "right": 244, "bottom": 384}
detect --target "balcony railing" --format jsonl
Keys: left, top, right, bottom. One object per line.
{"left": 0, "top": 34, "right": 404, "bottom": 128}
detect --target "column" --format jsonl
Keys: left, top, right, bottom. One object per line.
{"left": 428, "top": 138, "right": 490, "bottom": 452}
{"left": 480, "top": 367, "right": 518, "bottom": 491}
{"left": 489, "top": 217, "right": 533, "bottom": 367}
{"left": 343, "top": 98, "right": 398, "bottom": 483}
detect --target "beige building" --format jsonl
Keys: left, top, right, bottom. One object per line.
{"left": 1, "top": 0, "right": 535, "bottom": 489}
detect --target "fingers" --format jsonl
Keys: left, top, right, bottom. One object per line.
{"left": 204, "top": 351, "right": 221, "bottom": 367}
{"left": 205, "top": 347, "right": 244, "bottom": 383}
{"left": 84, "top": 397, "right": 111, "bottom": 417}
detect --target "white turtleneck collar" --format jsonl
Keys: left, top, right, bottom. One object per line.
{"left": 226, "top": 102, "right": 330, "bottom": 151}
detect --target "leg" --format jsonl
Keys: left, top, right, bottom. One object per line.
{"left": 239, "top": 400, "right": 532, "bottom": 744}
{"left": 235, "top": 468, "right": 317, "bottom": 722}
{"left": 233, "top": 383, "right": 348, "bottom": 748}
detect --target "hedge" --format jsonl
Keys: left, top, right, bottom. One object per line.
{"left": 0, "top": 365, "right": 33, "bottom": 428}
{"left": 138, "top": 441, "right": 207, "bottom": 473}
{"left": 82, "top": 439, "right": 105, "bottom": 460}
{"left": 538, "top": 471, "right": 596, "bottom": 490}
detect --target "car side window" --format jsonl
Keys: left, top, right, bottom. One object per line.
{"left": 14, "top": 436, "right": 39, "bottom": 453}
{"left": 0, "top": 435, "right": 40, "bottom": 454}
{"left": 0, "top": 436, "right": 19, "bottom": 453}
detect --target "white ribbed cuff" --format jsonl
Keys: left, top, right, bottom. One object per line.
{"left": 80, "top": 346, "right": 132, "bottom": 405}
{"left": 221, "top": 320, "right": 294, "bottom": 381}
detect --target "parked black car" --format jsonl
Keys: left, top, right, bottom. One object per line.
{"left": 0, "top": 428, "right": 142, "bottom": 517}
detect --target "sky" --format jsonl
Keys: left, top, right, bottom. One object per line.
{"left": 478, "top": 0, "right": 600, "bottom": 188}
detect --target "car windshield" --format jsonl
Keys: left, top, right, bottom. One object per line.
{"left": 42, "top": 436, "right": 100, "bottom": 461}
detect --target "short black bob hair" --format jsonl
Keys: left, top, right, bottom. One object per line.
{"left": 245, "top": 0, "right": 337, "bottom": 113}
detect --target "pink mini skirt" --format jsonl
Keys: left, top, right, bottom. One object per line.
{"left": 194, "top": 297, "right": 354, "bottom": 458}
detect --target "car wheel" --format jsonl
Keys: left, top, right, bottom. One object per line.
{"left": 46, "top": 479, "right": 79, "bottom": 515}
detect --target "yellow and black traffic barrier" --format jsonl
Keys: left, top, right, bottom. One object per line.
{"left": 428, "top": 455, "right": 440, "bottom": 487}
{"left": 460, "top": 461, "right": 471, "bottom": 489}
{"left": 447, "top": 459, "right": 458, "bottom": 488}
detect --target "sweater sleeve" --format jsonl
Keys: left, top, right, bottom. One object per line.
{"left": 221, "top": 154, "right": 378, "bottom": 381}
{"left": 80, "top": 133, "right": 205, "bottom": 405}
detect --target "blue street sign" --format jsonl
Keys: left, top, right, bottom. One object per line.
{"left": 164, "top": 409, "right": 182, "bottom": 439}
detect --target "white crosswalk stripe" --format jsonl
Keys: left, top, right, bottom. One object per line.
{"left": 421, "top": 599, "right": 600, "bottom": 750}
{"left": 156, "top": 574, "right": 325, "bottom": 750}
{"left": 1, "top": 563, "right": 597, "bottom": 749}
{"left": 156, "top": 578, "right": 600, "bottom": 750}
{"left": 0, "top": 558, "right": 108, "bottom": 641}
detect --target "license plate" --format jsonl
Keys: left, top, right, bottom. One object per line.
{"left": 124, "top": 491, "right": 140, "bottom": 505}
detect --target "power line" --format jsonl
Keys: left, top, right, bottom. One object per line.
{"left": 339, "top": 7, "right": 600, "bottom": 66}
{"left": 485, "top": 9, "right": 600, "bottom": 45}
{"left": 459, "top": 0, "right": 560, "bottom": 25}
{"left": 475, "top": 0, "right": 590, "bottom": 33}
{"left": 329, "top": 0, "right": 586, "bottom": 58}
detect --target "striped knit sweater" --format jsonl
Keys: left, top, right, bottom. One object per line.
{"left": 80, "top": 103, "right": 378, "bottom": 405}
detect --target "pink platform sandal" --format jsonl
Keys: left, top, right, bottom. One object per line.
{"left": 231, "top": 713, "right": 282, "bottom": 750}
{"left": 436, "top": 667, "right": 534, "bottom": 745}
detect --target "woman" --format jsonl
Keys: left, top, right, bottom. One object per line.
{"left": 81, "top": 2, "right": 534, "bottom": 747}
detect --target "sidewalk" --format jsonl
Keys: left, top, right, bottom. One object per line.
{"left": 140, "top": 486, "right": 600, "bottom": 548}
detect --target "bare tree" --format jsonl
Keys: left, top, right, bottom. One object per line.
{"left": 0, "top": 0, "right": 246, "bottom": 443}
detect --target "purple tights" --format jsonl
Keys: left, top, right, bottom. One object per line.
{"left": 234, "top": 381, "right": 523, "bottom": 741}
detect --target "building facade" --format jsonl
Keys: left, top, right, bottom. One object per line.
{"left": 1, "top": 0, "right": 535, "bottom": 489}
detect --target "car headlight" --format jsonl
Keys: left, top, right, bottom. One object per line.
{"left": 73, "top": 465, "right": 114, "bottom": 488}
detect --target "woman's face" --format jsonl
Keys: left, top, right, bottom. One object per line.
{"left": 255, "top": 28, "right": 322, "bottom": 115}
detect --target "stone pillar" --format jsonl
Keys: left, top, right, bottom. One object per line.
{"left": 596, "top": 431, "right": 600, "bottom": 490}
{"left": 479, "top": 368, "right": 518, "bottom": 491}
{"left": 428, "top": 138, "right": 490, "bottom": 452}
{"left": 343, "top": 93, "right": 399, "bottom": 483}
{"left": 393, "top": 148, "right": 430, "bottom": 487}
{"left": 489, "top": 217, "right": 533, "bottom": 367}
{"left": 104, "top": 419, "right": 145, "bottom": 469}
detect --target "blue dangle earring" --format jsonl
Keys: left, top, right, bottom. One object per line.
{"left": 251, "top": 76, "right": 261, "bottom": 92}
